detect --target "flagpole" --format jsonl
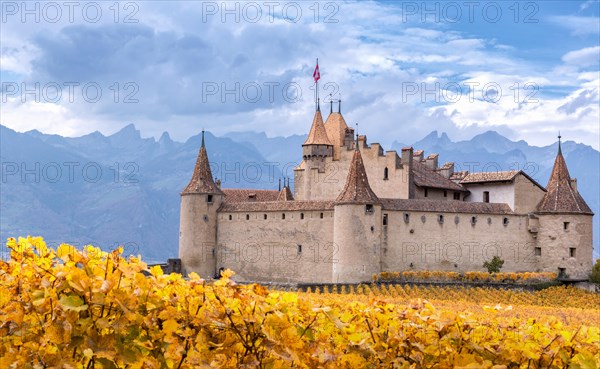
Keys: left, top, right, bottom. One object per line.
{"left": 315, "top": 58, "right": 319, "bottom": 111}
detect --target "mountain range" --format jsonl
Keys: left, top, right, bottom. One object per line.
{"left": 1, "top": 125, "right": 598, "bottom": 262}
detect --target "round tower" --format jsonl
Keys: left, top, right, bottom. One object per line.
{"left": 535, "top": 135, "right": 594, "bottom": 279}
{"left": 299, "top": 104, "right": 333, "bottom": 200}
{"left": 332, "top": 139, "right": 382, "bottom": 283}
{"left": 179, "top": 131, "right": 223, "bottom": 278}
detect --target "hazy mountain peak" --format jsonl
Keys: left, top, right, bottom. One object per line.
{"left": 159, "top": 131, "right": 172, "bottom": 145}
{"left": 109, "top": 123, "right": 141, "bottom": 145}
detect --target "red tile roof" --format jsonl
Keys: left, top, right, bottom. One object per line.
{"left": 449, "top": 171, "right": 469, "bottom": 181}
{"left": 461, "top": 170, "right": 546, "bottom": 191}
{"left": 336, "top": 148, "right": 380, "bottom": 204}
{"left": 222, "top": 189, "right": 280, "bottom": 203}
{"left": 537, "top": 146, "right": 593, "bottom": 214}
{"left": 413, "top": 160, "right": 467, "bottom": 192}
{"left": 182, "top": 132, "right": 222, "bottom": 195}
{"left": 303, "top": 109, "right": 332, "bottom": 146}
{"left": 276, "top": 186, "right": 294, "bottom": 201}
{"left": 219, "top": 200, "right": 335, "bottom": 212}
{"left": 380, "top": 198, "right": 513, "bottom": 214}
{"left": 461, "top": 170, "right": 520, "bottom": 183}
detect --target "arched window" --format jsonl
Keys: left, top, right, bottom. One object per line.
{"left": 383, "top": 167, "right": 389, "bottom": 180}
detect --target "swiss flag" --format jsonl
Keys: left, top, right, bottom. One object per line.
{"left": 313, "top": 61, "right": 320, "bottom": 82}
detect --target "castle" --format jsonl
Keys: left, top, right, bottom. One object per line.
{"left": 178, "top": 102, "right": 594, "bottom": 283}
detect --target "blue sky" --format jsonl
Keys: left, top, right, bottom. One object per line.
{"left": 1, "top": 1, "right": 599, "bottom": 149}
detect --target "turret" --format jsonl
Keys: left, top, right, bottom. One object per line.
{"left": 332, "top": 136, "right": 382, "bottom": 283}
{"left": 302, "top": 105, "right": 333, "bottom": 159}
{"left": 324, "top": 100, "right": 350, "bottom": 160}
{"left": 297, "top": 104, "right": 334, "bottom": 200}
{"left": 179, "top": 131, "right": 223, "bottom": 278}
{"left": 535, "top": 135, "right": 594, "bottom": 279}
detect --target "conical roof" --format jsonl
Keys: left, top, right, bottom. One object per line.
{"left": 325, "top": 112, "right": 348, "bottom": 160}
{"left": 537, "top": 140, "right": 592, "bottom": 214}
{"left": 277, "top": 186, "right": 294, "bottom": 201}
{"left": 182, "top": 131, "right": 222, "bottom": 195}
{"left": 303, "top": 109, "right": 332, "bottom": 146}
{"left": 336, "top": 146, "right": 379, "bottom": 204}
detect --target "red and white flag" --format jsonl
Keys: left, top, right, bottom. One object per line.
{"left": 313, "top": 61, "right": 320, "bottom": 82}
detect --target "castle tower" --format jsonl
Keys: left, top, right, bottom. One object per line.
{"left": 324, "top": 100, "right": 354, "bottom": 160}
{"left": 298, "top": 105, "right": 333, "bottom": 200}
{"left": 179, "top": 131, "right": 223, "bottom": 278}
{"left": 536, "top": 136, "right": 594, "bottom": 279}
{"left": 332, "top": 137, "right": 382, "bottom": 283}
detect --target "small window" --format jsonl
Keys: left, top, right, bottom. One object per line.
{"left": 246, "top": 214, "right": 250, "bottom": 220}
{"left": 535, "top": 247, "right": 541, "bottom": 256}
{"left": 453, "top": 192, "right": 460, "bottom": 200}
{"left": 443, "top": 190, "right": 447, "bottom": 197}
{"left": 228, "top": 215, "right": 232, "bottom": 220}
{"left": 383, "top": 167, "right": 389, "bottom": 180}
{"left": 320, "top": 212, "right": 324, "bottom": 219}
{"left": 564, "top": 222, "right": 570, "bottom": 230}
{"left": 370, "top": 226, "right": 375, "bottom": 232}
{"left": 264, "top": 214, "right": 267, "bottom": 220}
{"left": 487, "top": 217, "right": 492, "bottom": 225}
{"left": 569, "top": 248, "right": 576, "bottom": 258}
{"left": 282, "top": 213, "right": 285, "bottom": 220}
{"left": 483, "top": 191, "right": 490, "bottom": 203}
{"left": 558, "top": 267, "right": 567, "bottom": 278}
{"left": 424, "top": 188, "right": 428, "bottom": 197}
{"left": 383, "top": 214, "right": 388, "bottom": 226}
{"left": 438, "top": 214, "right": 444, "bottom": 224}
{"left": 421, "top": 215, "right": 426, "bottom": 223}
{"left": 206, "top": 195, "right": 213, "bottom": 203}
{"left": 300, "top": 213, "right": 304, "bottom": 220}
{"left": 298, "top": 245, "right": 302, "bottom": 253}
{"left": 503, "top": 217, "right": 509, "bottom": 226}
{"left": 471, "top": 216, "right": 477, "bottom": 225}
{"left": 404, "top": 213, "right": 410, "bottom": 223}
{"left": 365, "top": 204, "right": 374, "bottom": 214}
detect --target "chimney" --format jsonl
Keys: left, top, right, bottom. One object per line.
{"left": 570, "top": 178, "right": 578, "bottom": 192}
{"left": 439, "top": 162, "right": 454, "bottom": 178}
{"left": 401, "top": 147, "right": 415, "bottom": 198}
{"left": 425, "top": 154, "right": 439, "bottom": 170}
{"left": 413, "top": 150, "right": 424, "bottom": 162}
{"left": 401, "top": 147, "right": 413, "bottom": 168}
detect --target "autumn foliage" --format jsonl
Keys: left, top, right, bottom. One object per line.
{"left": 1, "top": 237, "right": 598, "bottom": 368}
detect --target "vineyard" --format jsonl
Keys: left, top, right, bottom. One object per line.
{"left": 1, "top": 237, "right": 599, "bottom": 368}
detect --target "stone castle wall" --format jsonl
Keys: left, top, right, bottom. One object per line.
{"left": 216, "top": 209, "right": 335, "bottom": 283}
{"left": 382, "top": 210, "right": 538, "bottom": 274}
{"left": 536, "top": 214, "right": 593, "bottom": 279}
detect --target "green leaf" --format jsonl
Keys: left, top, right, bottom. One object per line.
{"left": 59, "top": 294, "right": 88, "bottom": 312}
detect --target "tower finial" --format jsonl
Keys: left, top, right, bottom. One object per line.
{"left": 355, "top": 123, "right": 359, "bottom": 151}
{"left": 558, "top": 132, "right": 562, "bottom": 155}
{"left": 201, "top": 129, "right": 205, "bottom": 147}
{"left": 339, "top": 93, "right": 342, "bottom": 113}
{"left": 278, "top": 178, "right": 281, "bottom": 191}
{"left": 329, "top": 94, "right": 333, "bottom": 114}
{"left": 317, "top": 98, "right": 320, "bottom": 112}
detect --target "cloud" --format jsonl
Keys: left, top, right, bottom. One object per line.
{"left": 562, "top": 46, "right": 600, "bottom": 68}
{"left": 548, "top": 16, "right": 600, "bottom": 36}
{"left": 1, "top": 1, "right": 599, "bottom": 150}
